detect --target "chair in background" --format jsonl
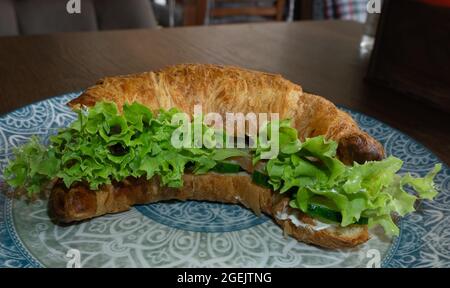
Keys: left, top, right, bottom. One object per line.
{"left": 198, "top": 0, "right": 286, "bottom": 25}
{"left": 151, "top": 0, "right": 185, "bottom": 27}
{"left": 0, "top": 0, "right": 21, "bottom": 36}
{"left": 0, "top": 0, "right": 158, "bottom": 36}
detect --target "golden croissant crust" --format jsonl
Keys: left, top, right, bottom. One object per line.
{"left": 69, "top": 63, "right": 384, "bottom": 164}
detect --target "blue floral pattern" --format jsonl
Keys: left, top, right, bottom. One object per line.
{"left": 0, "top": 93, "right": 448, "bottom": 267}
{"left": 136, "top": 201, "right": 269, "bottom": 233}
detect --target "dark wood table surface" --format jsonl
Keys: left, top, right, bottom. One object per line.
{"left": 0, "top": 21, "right": 448, "bottom": 165}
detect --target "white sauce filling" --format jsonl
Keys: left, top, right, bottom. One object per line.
{"left": 275, "top": 208, "right": 334, "bottom": 231}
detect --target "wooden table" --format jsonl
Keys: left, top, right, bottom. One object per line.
{"left": 0, "top": 21, "right": 448, "bottom": 164}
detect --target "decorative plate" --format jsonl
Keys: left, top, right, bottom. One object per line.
{"left": 0, "top": 92, "right": 448, "bottom": 268}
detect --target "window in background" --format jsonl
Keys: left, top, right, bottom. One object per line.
{"left": 314, "top": 0, "right": 368, "bottom": 22}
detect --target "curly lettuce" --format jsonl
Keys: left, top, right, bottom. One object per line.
{"left": 3, "top": 102, "right": 246, "bottom": 196}
{"left": 3, "top": 102, "right": 441, "bottom": 236}
{"left": 257, "top": 119, "right": 441, "bottom": 236}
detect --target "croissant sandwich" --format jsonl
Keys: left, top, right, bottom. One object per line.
{"left": 3, "top": 64, "right": 441, "bottom": 249}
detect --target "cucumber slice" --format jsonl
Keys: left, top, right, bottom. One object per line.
{"left": 251, "top": 172, "right": 369, "bottom": 225}
{"left": 212, "top": 162, "right": 242, "bottom": 173}
{"left": 307, "top": 203, "right": 368, "bottom": 225}
{"left": 355, "top": 217, "right": 369, "bottom": 225}
{"left": 307, "top": 203, "right": 341, "bottom": 223}
{"left": 251, "top": 170, "right": 272, "bottom": 189}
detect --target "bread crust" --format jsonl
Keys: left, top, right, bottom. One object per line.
{"left": 55, "top": 64, "right": 377, "bottom": 248}
{"left": 49, "top": 173, "right": 369, "bottom": 249}
{"left": 69, "top": 64, "right": 384, "bottom": 164}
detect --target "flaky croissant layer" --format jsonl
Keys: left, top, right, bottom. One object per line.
{"left": 48, "top": 64, "right": 379, "bottom": 249}
{"left": 69, "top": 64, "right": 384, "bottom": 164}
{"left": 50, "top": 173, "right": 369, "bottom": 249}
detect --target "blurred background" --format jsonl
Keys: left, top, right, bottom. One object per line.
{"left": 0, "top": 0, "right": 372, "bottom": 36}
{"left": 0, "top": 0, "right": 448, "bottom": 112}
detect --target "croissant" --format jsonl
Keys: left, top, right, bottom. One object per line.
{"left": 51, "top": 64, "right": 386, "bottom": 248}
{"left": 50, "top": 174, "right": 369, "bottom": 249}
{"left": 69, "top": 64, "right": 384, "bottom": 164}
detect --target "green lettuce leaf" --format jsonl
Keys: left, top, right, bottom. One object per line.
{"left": 254, "top": 119, "right": 441, "bottom": 236}
{"left": 3, "top": 102, "right": 442, "bottom": 237}
{"left": 401, "top": 164, "right": 441, "bottom": 200}
{"left": 3, "top": 101, "right": 244, "bottom": 193}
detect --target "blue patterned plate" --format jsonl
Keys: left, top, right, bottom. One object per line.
{"left": 0, "top": 92, "right": 448, "bottom": 268}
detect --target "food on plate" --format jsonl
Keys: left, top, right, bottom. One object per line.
{"left": 3, "top": 64, "right": 441, "bottom": 249}
{"left": 70, "top": 64, "right": 384, "bottom": 165}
